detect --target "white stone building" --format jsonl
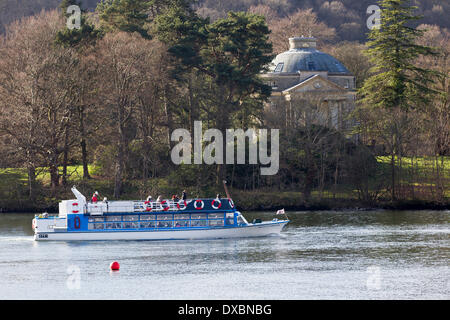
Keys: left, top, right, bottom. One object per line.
{"left": 261, "top": 37, "right": 357, "bottom": 133}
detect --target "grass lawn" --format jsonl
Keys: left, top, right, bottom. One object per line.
{"left": 0, "top": 164, "right": 100, "bottom": 183}
{"left": 376, "top": 156, "right": 450, "bottom": 171}
{"left": 1, "top": 158, "right": 448, "bottom": 211}
{"left": 376, "top": 156, "right": 450, "bottom": 198}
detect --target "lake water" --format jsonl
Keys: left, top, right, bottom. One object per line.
{"left": 0, "top": 210, "right": 448, "bottom": 300}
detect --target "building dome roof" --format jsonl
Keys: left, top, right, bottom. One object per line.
{"left": 269, "top": 37, "right": 350, "bottom": 75}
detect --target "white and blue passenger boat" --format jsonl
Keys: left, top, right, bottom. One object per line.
{"left": 32, "top": 187, "right": 289, "bottom": 241}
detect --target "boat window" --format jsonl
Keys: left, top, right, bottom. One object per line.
{"left": 237, "top": 215, "right": 246, "bottom": 225}
{"left": 123, "top": 215, "right": 139, "bottom": 221}
{"left": 274, "top": 62, "right": 284, "bottom": 72}
{"left": 106, "top": 222, "right": 122, "bottom": 229}
{"left": 140, "top": 215, "right": 156, "bottom": 221}
{"left": 207, "top": 213, "right": 223, "bottom": 219}
{"left": 174, "top": 220, "right": 189, "bottom": 227}
{"left": 88, "top": 223, "right": 104, "bottom": 230}
{"left": 88, "top": 217, "right": 105, "bottom": 222}
{"left": 123, "top": 221, "right": 138, "bottom": 228}
{"left": 225, "top": 213, "right": 235, "bottom": 225}
{"left": 225, "top": 217, "right": 234, "bottom": 225}
{"left": 174, "top": 214, "right": 190, "bottom": 220}
{"left": 157, "top": 221, "right": 173, "bottom": 228}
{"left": 157, "top": 214, "right": 173, "bottom": 221}
{"left": 191, "top": 213, "right": 207, "bottom": 220}
{"left": 106, "top": 216, "right": 121, "bottom": 222}
{"left": 208, "top": 220, "right": 224, "bottom": 227}
{"left": 190, "top": 220, "right": 207, "bottom": 227}
{"left": 140, "top": 221, "right": 156, "bottom": 228}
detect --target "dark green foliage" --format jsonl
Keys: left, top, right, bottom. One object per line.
{"left": 96, "top": 0, "right": 152, "bottom": 38}
{"left": 55, "top": 0, "right": 100, "bottom": 47}
{"left": 154, "top": 5, "right": 208, "bottom": 77}
{"left": 358, "top": 0, "right": 441, "bottom": 201}
{"left": 360, "top": 0, "right": 438, "bottom": 111}
{"left": 0, "top": 0, "right": 448, "bottom": 209}
{"left": 95, "top": 0, "right": 192, "bottom": 39}
{"left": 1, "top": 0, "right": 450, "bottom": 41}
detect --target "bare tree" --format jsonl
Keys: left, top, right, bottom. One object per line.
{"left": 0, "top": 10, "right": 78, "bottom": 194}
{"left": 96, "top": 32, "right": 161, "bottom": 197}
{"left": 267, "top": 9, "right": 336, "bottom": 54}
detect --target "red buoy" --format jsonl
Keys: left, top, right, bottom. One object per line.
{"left": 110, "top": 261, "right": 120, "bottom": 271}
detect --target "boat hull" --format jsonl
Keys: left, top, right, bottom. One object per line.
{"left": 34, "top": 220, "right": 288, "bottom": 241}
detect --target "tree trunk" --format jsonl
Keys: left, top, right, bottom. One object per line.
{"left": 163, "top": 87, "right": 174, "bottom": 155}
{"left": 78, "top": 106, "right": 90, "bottom": 179}
{"left": 391, "top": 152, "right": 396, "bottom": 201}
{"left": 49, "top": 163, "right": 59, "bottom": 191}
{"left": 62, "top": 126, "right": 69, "bottom": 186}
{"left": 27, "top": 166, "right": 36, "bottom": 201}
{"left": 114, "top": 105, "right": 127, "bottom": 198}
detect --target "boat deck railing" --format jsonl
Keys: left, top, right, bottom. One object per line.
{"left": 86, "top": 198, "right": 233, "bottom": 214}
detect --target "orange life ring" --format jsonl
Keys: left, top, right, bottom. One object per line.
{"left": 194, "top": 200, "right": 204, "bottom": 210}
{"left": 177, "top": 200, "right": 187, "bottom": 210}
{"left": 211, "top": 199, "right": 222, "bottom": 209}
{"left": 144, "top": 200, "right": 152, "bottom": 211}
{"left": 160, "top": 200, "right": 170, "bottom": 211}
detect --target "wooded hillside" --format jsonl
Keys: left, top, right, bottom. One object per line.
{"left": 1, "top": 0, "right": 449, "bottom": 41}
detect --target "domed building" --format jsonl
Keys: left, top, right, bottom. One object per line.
{"left": 262, "top": 37, "right": 357, "bottom": 132}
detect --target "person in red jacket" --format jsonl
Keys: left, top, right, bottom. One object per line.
{"left": 92, "top": 191, "right": 99, "bottom": 203}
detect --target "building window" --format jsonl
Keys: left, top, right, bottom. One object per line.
{"left": 267, "top": 81, "right": 278, "bottom": 89}
{"left": 274, "top": 62, "right": 284, "bottom": 72}
{"left": 344, "top": 79, "right": 350, "bottom": 89}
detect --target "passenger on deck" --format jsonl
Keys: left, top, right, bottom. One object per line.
{"left": 216, "top": 194, "right": 220, "bottom": 200}
{"left": 92, "top": 191, "right": 99, "bottom": 203}
{"left": 173, "top": 194, "right": 180, "bottom": 202}
{"left": 182, "top": 190, "right": 187, "bottom": 200}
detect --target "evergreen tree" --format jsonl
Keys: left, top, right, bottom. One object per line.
{"left": 359, "top": 0, "right": 438, "bottom": 200}
{"left": 156, "top": 10, "right": 274, "bottom": 183}
{"left": 55, "top": 0, "right": 100, "bottom": 47}
{"left": 96, "top": 0, "right": 193, "bottom": 39}
{"left": 97, "top": 0, "right": 151, "bottom": 38}
{"left": 55, "top": 1, "right": 100, "bottom": 180}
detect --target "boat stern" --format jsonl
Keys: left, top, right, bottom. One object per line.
{"left": 33, "top": 214, "right": 68, "bottom": 241}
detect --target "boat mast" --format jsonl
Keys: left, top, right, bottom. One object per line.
{"left": 222, "top": 180, "right": 231, "bottom": 199}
